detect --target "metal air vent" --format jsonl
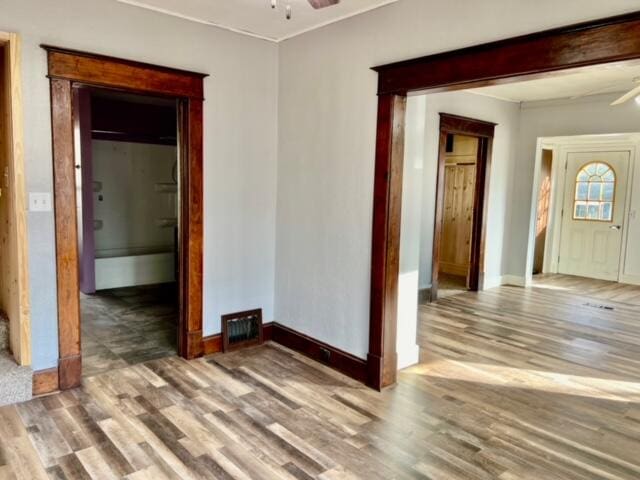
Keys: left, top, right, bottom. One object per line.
{"left": 221, "top": 309, "right": 263, "bottom": 352}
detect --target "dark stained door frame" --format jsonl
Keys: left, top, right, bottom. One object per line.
{"left": 44, "top": 46, "right": 207, "bottom": 390}
{"left": 431, "top": 114, "right": 495, "bottom": 302}
{"left": 367, "top": 11, "right": 640, "bottom": 390}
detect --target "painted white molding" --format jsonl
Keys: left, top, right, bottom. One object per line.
{"left": 397, "top": 344, "right": 420, "bottom": 371}
{"left": 95, "top": 252, "right": 175, "bottom": 290}
{"left": 526, "top": 134, "right": 640, "bottom": 285}
{"left": 501, "top": 275, "right": 527, "bottom": 287}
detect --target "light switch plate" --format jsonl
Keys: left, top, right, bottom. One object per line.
{"left": 29, "top": 192, "right": 52, "bottom": 212}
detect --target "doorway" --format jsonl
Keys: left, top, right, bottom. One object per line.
{"left": 75, "top": 88, "right": 181, "bottom": 377}
{"left": 431, "top": 114, "right": 495, "bottom": 301}
{"left": 367, "top": 12, "right": 640, "bottom": 390}
{"left": 533, "top": 149, "right": 553, "bottom": 275}
{"left": 557, "top": 151, "right": 630, "bottom": 281}
{"left": 45, "top": 46, "right": 206, "bottom": 391}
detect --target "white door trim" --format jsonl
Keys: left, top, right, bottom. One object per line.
{"left": 525, "top": 134, "right": 640, "bottom": 286}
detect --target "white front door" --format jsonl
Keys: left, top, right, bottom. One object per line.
{"left": 558, "top": 151, "right": 630, "bottom": 281}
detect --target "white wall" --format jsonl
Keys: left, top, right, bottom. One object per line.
{"left": 396, "top": 95, "right": 426, "bottom": 369}
{"left": 5, "top": 0, "right": 640, "bottom": 370}
{"left": 395, "top": 91, "right": 520, "bottom": 369}
{"left": 415, "top": 91, "right": 521, "bottom": 291}
{"left": 92, "top": 141, "right": 176, "bottom": 258}
{"left": 275, "top": 0, "right": 640, "bottom": 361}
{"left": 510, "top": 93, "right": 640, "bottom": 280}
{"left": 1, "top": 0, "right": 278, "bottom": 370}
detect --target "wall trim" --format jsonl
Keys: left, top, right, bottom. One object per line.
{"left": 368, "top": 10, "right": 640, "bottom": 390}
{"left": 0, "top": 32, "right": 31, "bottom": 367}
{"left": 501, "top": 275, "right": 527, "bottom": 287}
{"left": 271, "top": 323, "right": 367, "bottom": 383}
{"left": 43, "top": 46, "right": 206, "bottom": 389}
{"left": 32, "top": 367, "right": 59, "bottom": 396}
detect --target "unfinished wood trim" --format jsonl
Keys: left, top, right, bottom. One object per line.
{"left": 46, "top": 48, "right": 206, "bottom": 389}
{"left": 0, "top": 33, "right": 31, "bottom": 366}
{"left": 368, "top": 11, "right": 640, "bottom": 391}
{"left": 42, "top": 46, "right": 207, "bottom": 100}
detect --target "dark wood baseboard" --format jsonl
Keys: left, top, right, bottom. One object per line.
{"left": 263, "top": 322, "right": 273, "bottom": 341}
{"left": 270, "top": 323, "right": 367, "bottom": 383}
{"left": 34, "top": 322, "right": 360, "bottom": 396}
{"left": 202, "top": 333, "right": 222, "bottom": 355}
{"left": 33, "top": 367, "right": 59, "bottom": 396}
{"left": 58, "top": 354, "right": 82, "bottom": 390}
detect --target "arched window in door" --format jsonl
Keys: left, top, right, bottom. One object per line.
{"left": 573, "top": 162, "right": 616, "bottom": 221}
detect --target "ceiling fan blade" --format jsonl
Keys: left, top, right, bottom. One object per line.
{"left": 308, "top": 0, "right": 340, "bottom": 9}
{"left": 610, "top": 84, "right": 640, "bottom": 105}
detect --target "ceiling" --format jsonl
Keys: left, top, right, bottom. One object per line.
{"left": 467, "top": 61, "right": 640, "bottom": 103}
{"left": 115, "top": 0, "right": 398, "bottom": 42}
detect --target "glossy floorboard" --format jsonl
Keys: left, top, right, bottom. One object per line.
{"left": 81, "top": 284, "right": 178, "bottom": 377}
{"left": 0, "top": 276, "right": 639, "bottom": 479}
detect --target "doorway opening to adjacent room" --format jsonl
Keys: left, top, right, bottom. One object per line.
{"left": 44, "top": 46, "right": 206, "bottom": 392}
{"left": 430, "top": 115, "right": 494, "bottom": 301}
{"left": 368, "top": 12, "right": 640, "bottom": 389}
{"left": 528, "top": 135, "right": 637, "bottom": 285}
{"left": 75, "top": 88, "right": 181, "bottom": 377}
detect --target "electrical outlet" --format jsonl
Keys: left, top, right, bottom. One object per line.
{"left": 29, "top": 192, "right": 52, "bottom": 212}
{"left": 319, "top": 347, "right": 331, "bottom": 364}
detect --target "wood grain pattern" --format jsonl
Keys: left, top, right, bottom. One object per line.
{"left": 368, "top": 10, "right": 640, "bottom": 389}
{"left": 45, "top": 48, "right": 206, "bottom": 391}
{"left": 50, "top": 77, "right": 82, "bottom": 389}
{"left": 432, "top": 115, "right": 494, "bottom": 301}
{"left": 43, "top": 46, "right": 207, "bottom": 100}
{"left": 440, "top": 134, "right": 479, "bottom": 279}
{"left": 0, "top": 33, "right": 31, "bottom": 366}
{"left": 271, "top": 323, "right": 367, "bottom": 383}
{"left": 368, "top": 94, "right": 405, "bottom": 390}
{"left": 32, "top": 368, "right": 59, "bottom": 396}
{"left": 178, "top": 99, "right": 204, "bottom": 360}
{"left": 2, "top": 277, "right": 640, "bottom": 479}
{"left": 373, "top": 11, "right": 640, "bottom": 94}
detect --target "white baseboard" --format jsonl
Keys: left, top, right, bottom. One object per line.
{"left": 482, "top": 274, "right": 527, "bottom": 290}
{"left": 482, "top": 275, "right": 503, "bottom": 290}
{"left": 397, "top": 344, "right": 420, "bottom": 371}
{"left": 619, "top": 274, "right": 640, "bottom": 286}
{"left": 95, "top": 252, "right": 175, "bottom": 290}
{"left": 501, "top": 275, "right": 527, "bottom": 287}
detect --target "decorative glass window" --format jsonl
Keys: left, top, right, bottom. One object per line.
{"left": 573, "top": 162, "right": 615, "bottom": 221}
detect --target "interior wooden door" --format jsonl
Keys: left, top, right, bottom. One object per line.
{"left": 440, "top": 163, "right": 476, "bottom": 282}
{"left": 558, "top": 151, "right": 630, "bottom": 281}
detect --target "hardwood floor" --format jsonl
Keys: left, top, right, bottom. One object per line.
{"left": 1, "top": 276, "right": 639, "bottom": 479}
{"left": 81, "top": 284, "right": 178, "bottom": 377}
{"left": 436, "top": 273, "right": 467, "bottom": 300}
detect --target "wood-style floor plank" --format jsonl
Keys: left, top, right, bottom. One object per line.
{"left": 0, "top": 274, "right": 638, "bottom": 479}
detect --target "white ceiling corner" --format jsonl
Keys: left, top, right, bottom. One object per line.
{"left": 115, "top": 0, "right": 399, "bottom": 42}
